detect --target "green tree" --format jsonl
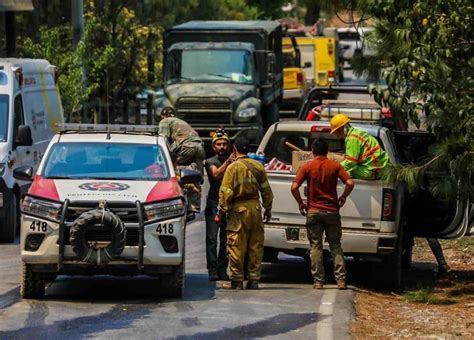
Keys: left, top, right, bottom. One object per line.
{"left": 353, "top": 0, "right": 473, "bottom": 201}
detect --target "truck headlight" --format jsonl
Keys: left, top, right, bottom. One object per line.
{"left": 237, "top": 107, "right": 257, "bottom": 118}
{"left": 21, "top": 195, "right": 62, "bottom": 222}
{"left": 143, "top": 198, "right": 185, "bottom": 223}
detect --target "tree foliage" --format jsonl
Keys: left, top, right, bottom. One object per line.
{"left": 353, "top": 0, "right": 473, "bottom": 201}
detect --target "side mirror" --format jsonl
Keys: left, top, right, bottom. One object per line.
{"left": 179, "top": 169, "right": 202, "bottom": 186}
{"left": 303, "top": 61, "right": 312, "bottom": 68}
{"left": 13, "top": 165, "right": 34, "bottom": 181}
{"left": 16, "top": 125, "right": 33, "bottom": 147}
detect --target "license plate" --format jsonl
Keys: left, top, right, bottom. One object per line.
{"left": 299, "top": 229, "right": 308, "bottom": 242}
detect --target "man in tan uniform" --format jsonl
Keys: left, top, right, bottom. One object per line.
{"left": 215, "top": 137, "right": 273, "bottom": 290}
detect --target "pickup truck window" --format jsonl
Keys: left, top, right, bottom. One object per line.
{"left": 263, "top": 131, "right": 344, "bottom": 164}
{"left": 166, "top": 49, "right": 253, "bottom": 85}
{"left": 42, "top": 142, "right": 170, "bottom": 181}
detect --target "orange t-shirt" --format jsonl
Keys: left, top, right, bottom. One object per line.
{"left": 293, "top": 155, "right": 351, "bottom": 212}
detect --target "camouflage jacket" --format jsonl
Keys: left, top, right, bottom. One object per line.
{"left": 218, "top": 156, "right": 273, "bottom": 214}
{"left": 158, "top": 117, "right": 202, "bottom": 153}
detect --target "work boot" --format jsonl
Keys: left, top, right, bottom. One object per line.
{"left": 313, "top": 281, "right": 324, "bottom": 289}
{"left": 208, "top": 272, "right": 219, "bottom": 282}
{"left": 246, "top": 280, "right": 259, "bottom": 290}
{"left": 337, "top": 280, "right": 347, "bottom": 290}
{"left": 437, "top": 264, "right": 451, "bottom": 275}
{"left": 222, "top": 281, "right": 244, "bottom": 290}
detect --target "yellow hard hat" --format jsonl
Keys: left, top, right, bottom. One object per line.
{"left": 330, "top": 114, "right": 350, "bottom": 134}
{"left": 210, "top": 128, "right": 230, "bottom": 144}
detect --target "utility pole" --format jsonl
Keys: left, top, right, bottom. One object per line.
{"left": 72, "top": 0, "right": 84, "bottom": 47}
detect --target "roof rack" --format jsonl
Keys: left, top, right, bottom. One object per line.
{"left": 57, "top": 124, "right": 159, "bottom": 135}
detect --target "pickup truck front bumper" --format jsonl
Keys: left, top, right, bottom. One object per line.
{"left": 264, "top": 225, "right": 397, "bottom": 255}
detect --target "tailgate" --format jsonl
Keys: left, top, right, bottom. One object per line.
{"left": 267, "top": 171, "right": 383, "bottom": 230}
{"left": 283, "top": 68, "right": 302, "bottom": 90}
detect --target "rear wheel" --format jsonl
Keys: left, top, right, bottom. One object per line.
{"left": 379, "top": 228, "right": 403, "bottom": 290}
{"left": 20, "top": 263, "right": 45, "bottom": 299}
{"left": 0, "top": 192, "right": 18, "bottom": 243}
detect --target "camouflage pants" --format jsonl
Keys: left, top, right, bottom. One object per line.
{"left": 306, "top": 211, "right": 346, "bottom": 283}
{"left": 177, "top": 142, "right": 205, "bottom": 212}
{"left": 226, "top": 200, "right": 264, "bottom": 282}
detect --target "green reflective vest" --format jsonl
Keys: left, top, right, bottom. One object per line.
{"left": 340, "top": 126, "right": 389, "bottom": 180}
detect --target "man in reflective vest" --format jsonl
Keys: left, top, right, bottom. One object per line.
{"left": 330, "top": 113, "right": 389, "bottom": 180}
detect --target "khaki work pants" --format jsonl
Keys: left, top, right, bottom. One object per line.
{"left": 306, "top": 211, "right": 346, "bottom": 283}
{"left": 226, "top": 201, "right": 264, "bottom": 282}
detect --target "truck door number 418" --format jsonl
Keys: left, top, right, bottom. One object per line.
{"left": 156, "top": 223, "right": 174, "bottom": 234}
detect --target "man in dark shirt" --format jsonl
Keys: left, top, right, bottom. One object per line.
{"left": 204, "top": 129, "right": 235, "bottom": 281}
{"left": 291, "top": 138, "right": 354, "bottom": 289}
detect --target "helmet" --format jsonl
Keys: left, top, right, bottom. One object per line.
{"left": 210, "top": 128, "right": 230, "bottom": 144}
{"left": 330, "top": 114, "right": 350, "bottom": 134}
{"left": 161, "top": 106, "right": 176, "bottom": 117}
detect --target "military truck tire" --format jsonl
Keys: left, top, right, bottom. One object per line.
{"left": 0, "top": 192, "right": 18, "bottom": 243}
{"left": 70, "top": 209, "right": 126, "bottom": 264}
{"left": 263, "top": 102, "right": 280, "bottom": 130}
{"left": 20, "top": 263, "right": 45, "bottom": 299}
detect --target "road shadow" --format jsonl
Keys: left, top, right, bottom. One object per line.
{"left": 41, "top": 272, "right": 215, "bottom": 304}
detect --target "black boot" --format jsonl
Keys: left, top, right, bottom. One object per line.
{"left": 222, "top": 281, "right": 244, "bottom": 290}
{"left": 246, "top": 280, "right": 259, "bottom": 290}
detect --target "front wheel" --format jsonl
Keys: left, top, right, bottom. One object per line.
{"left": 20, "top": 263, "right": 45, "bottom": 299}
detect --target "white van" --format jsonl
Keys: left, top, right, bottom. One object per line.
{"left": 0, "top": 59, "right": 64, "bottom": 242}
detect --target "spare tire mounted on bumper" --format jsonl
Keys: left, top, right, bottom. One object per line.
{"left": 70, "top": 209, "right": 127, "bottom": 264}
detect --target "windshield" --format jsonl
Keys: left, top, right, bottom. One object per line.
{"left": 283, "top": 50, "right": 298, "bottom": 68}
{"left": 166, "top": 49, "right": 254, "bottom": 84}
{"left": 264, "top": 131, "right": 345, "bottom": 164}
{"left": 0, "top": 95, "right": 8, "bottom": 142}
{"left": 43, "top": 142, "right": 170, "bottom": 181}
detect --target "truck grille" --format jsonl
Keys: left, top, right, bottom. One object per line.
{"left": 65, "top": 202, "right": 141, "bottom": 224}
{"left": 178, "top": 97, "right": 232, "bottom": 124}
{"left": 62, "top": 227, "right": 141, "bottom": 246}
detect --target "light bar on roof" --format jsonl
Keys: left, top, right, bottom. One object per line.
{"left": 57, "top": 124, "right": 158, "bottom": 133}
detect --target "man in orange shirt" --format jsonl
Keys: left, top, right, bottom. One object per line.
{"left": 291, "top": 138, "right": 354, "bottom": 289}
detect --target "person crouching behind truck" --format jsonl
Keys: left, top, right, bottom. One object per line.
{"left": 291, "top": 138, "right": 354, "bottom": 289}
{"left": 158, "top": 107, "right": 206, "bottom": 212}
{"left": 204, "top": 129, "right": 235, "bottom": 281}
{"left": 215, "top": 137, "right": 273, "bottom": 290}
{"left": 330, "top": 113, "right": 389, "bottom": 180}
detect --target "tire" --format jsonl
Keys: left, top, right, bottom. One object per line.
{"left": 379, "top": 228, "right": 403, "bottom": 290}
{"left": 160, "top": 238, "right": 185, "bottom": 298}
{"left": 0, "top": 192, "right": 18, "bottom": 243}
{"left": 20, "top": 263, "right": 45, "bottom": 299}
{"left": 69, "top": 209, "right": 126, "bottom": 264}
{"left": 402, "top": 244, "right": 413, "bottom": 269}
{"left": 263, "top": 102, "right": 280, "bottom": 130}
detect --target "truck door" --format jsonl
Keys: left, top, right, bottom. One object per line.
{"left": 12, "top": 94, "right": 33, "bottom": 169}
{"left": 393, "top": 131, "right": 470, "bottom": 239}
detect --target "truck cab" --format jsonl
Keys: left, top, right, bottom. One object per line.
{"left": 159, "top": 21, "right": 284, "bottom": 146}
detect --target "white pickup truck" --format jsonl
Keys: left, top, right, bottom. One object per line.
{"left": 257, "top": 120, "right": 471, "bottom": 288}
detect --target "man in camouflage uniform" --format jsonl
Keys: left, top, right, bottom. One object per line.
{"left": 158, "top": 107, "right": 205, "bottom": 212}
{"left": 215, "top": 137, "right": 273, "bottom": 290}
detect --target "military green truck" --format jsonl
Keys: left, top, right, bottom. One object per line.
{"left": 158, "top": 21, "right": 283, "bottom": 145}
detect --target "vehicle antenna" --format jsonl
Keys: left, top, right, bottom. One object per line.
{"left": 106, "top": 69, "right": 111, "bottom": 140}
